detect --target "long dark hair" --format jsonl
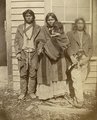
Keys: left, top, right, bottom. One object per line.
{"left": 72, "top": 17, "right": 86, "bottom": 32}
{"left": 45, "top": 12, "right": 58, "bottom": 24}
{"left": 23, "top": 9, "right": 35, "bottom": 22}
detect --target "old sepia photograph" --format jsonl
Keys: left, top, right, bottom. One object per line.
{"left": 0, "top": 0, "right": 97, "bottom": 120}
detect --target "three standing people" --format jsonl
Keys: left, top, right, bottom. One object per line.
{"left": 14, "top": 9, "right": 93, "bottom": 107}
{"left": 67, "top": 18, "right": 93, "bottom": 107}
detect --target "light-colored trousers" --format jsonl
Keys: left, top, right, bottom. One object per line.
{"left": 71, "top": 58, "right": 88, "bottom": 103}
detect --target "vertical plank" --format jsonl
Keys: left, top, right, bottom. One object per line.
{"left": 44, "top": 0, "right": 52, "bottom": 16}
{"left": 93, "top": 0, "right": 97, "bottom": 56}
{"left": 6, "top": 0, "right": 13, "bottom": 89}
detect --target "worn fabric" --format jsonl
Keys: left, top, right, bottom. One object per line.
{"left": 14, "top": 23, "right": 41, "bottom": 55}
{"left": 71, "top": 60, "right": 88, "bottom": 102}
{"left": 14, "top": 23, "right": 41, "bottom": 94}
{"left": 14, "top": 23, "right": 40, "bottom": 73}
{"left": 66, "top": 30, "right": 93, "bottom": 103}
{"left": 36, "top": 81, "right": 69, "bottom": 100}
{"left": 36, "top": 25, "right": 69, "bottom": 99}
{"left": 19, "top": 50, "right": 37, "bottom": 94}
{"left": 36, "top": 25, "right": 69, "bottom": 85}
{"left": 20, "top": 77, "right": 36, "bottom": 94}
{"left": 67, "top": 31, "right": 93, "bottom": 59}
{"left": 44, "top": 34, "right": 69, "bottom": 61}
{"left": 78, "top": 31, "right": 83, "bottom": 49}
{"left": 37, "top": 53, "right": 67, "bottom": 85}
{"left": 19, "top": 50, "right": 38, "bottom": 76}
{"left": 22, "top": 24, "right": 35, "bottom": 50}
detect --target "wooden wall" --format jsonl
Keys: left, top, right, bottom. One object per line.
{"left": 93, "top": 0, "right": 97, "bottom": 56}
{"left": 8, "top": 0, "right": 97, "bottom": 93}
{"left": 11, "top": 0, "right": 45, "bottom": 91}
{"left": 84, "top": 57, "right": 97, "bottom": 94}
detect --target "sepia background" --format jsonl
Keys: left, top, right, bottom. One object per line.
{"left": 0, "top": 0, "right": 96, "bottom": 94}
{"left": 0, "top": 0, "right": 97, "bottom": 120}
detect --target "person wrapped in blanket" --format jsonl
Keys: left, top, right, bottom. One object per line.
{"left": 43, "top": 21, "right": 67, "bottom": 61}
{"left": 36, "top": 13, "right": 70, "bottom": 100}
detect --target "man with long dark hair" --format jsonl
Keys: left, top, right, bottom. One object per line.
{"left": 14, "top": 9, "right": 41, "bottom": 100}
{"left": 67, "top": 18, "right": 93, "bottom": 107}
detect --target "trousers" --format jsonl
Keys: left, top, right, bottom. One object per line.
{"left": 18, "top": 50, "right": 38, "bottom": 94}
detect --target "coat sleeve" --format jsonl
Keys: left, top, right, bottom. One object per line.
{"left": 87, "top": 35, "right": 93, "bottom": 59}
{"left": 66, "top": 32, "right": 75, "bottom": 57}
{"left": 36, "top": 27, "right": 46, "bottom": 50}
{"left": 14, "top": 26, "right": 21, "bottom": 55}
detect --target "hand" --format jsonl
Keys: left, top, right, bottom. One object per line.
{"left": 79, "top": 57, "right": 89, "bottom": 66}
{"left": 54, "top": 33, "right": 61, "bottom": 36}
{"left": 38, "top": 48, "right": 43, "bottom": 55}
{"left": 16, "top": 53, "right": 21, "bottom": 60}
{"left": 51, "top": 33, "right": 61, "bottom": 37}
{"left": 70, "top": 55, "right": 78, "bottom": 65}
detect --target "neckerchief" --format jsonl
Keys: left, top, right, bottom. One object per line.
{"left": 23, "top": 23, "right": 34, "bottom": 40}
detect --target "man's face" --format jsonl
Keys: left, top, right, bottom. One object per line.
{"left": 24, "top": 13, "right": 34, "bottom": 24}
{"left": 77, "top": 20, "right": 85, "bottom": 31}
{"left": 47, "top": 16, "right": 55, "bottom": 27}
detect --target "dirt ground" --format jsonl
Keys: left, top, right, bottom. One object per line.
{"left": 0, "top": 88, "right": 96, "bottom": 120}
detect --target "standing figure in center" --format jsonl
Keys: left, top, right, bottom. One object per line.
{"left": 36, "top": 13, "right": 70, "bottom": 100}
